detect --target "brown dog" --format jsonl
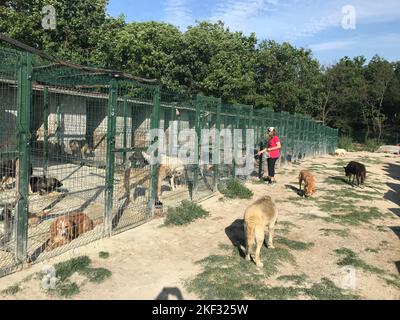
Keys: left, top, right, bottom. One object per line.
{"left": 48, "top": 212, "right": 94, "bottom": 250}
{"left": 244, "top": 196, "right": 278, "bottom": 268}
{"left": 299, "top": 170, "right": 316, "bottom": 197}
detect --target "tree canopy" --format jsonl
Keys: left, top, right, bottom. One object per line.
{"left": 0, "top": 0, "right": 398, "bottom": 141}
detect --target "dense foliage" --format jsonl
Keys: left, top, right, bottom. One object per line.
{"left": 1, "top": 1, "right": 398, "bottom": 141}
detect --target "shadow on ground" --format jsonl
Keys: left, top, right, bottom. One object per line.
{"left": 155, "top": 287, "right": 184, "bottom": 300}
{"left": 225, "top": 219, "right": 245, "bottom": 258}
{"left": 383, "top": 162, "right": 400, "bottom": 217}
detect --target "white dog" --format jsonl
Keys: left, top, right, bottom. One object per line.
{"left": 334, "top": 149, "right": 347, "bottom": 156}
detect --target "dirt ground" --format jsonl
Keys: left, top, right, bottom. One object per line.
{"left": 0, "top": 151, "right": 399, "bottom": 300}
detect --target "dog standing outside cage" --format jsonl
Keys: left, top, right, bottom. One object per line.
{"left": 257, "top": 127, "right": 281, "bottom": 184}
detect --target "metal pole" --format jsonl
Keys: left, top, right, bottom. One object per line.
{"left": 148, "top": 85, "right": 161, "bottom": 215}
{"left": 122, "top": 98, "right": 128, "bottom": 167}
{"left": 213, "top": 99, "right": 221, "bottom": 192}
{"left": 15, "top": 52, "right": 32, "bottom": 262}
{"left": 43, "top": 87, "right": 49, "bottom": 176}
{"left": 104, "top": 79, "right": 118, "bottom": 236}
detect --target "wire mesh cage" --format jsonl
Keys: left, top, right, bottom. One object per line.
{"left": 0, "top": 39, "right": 339, "bottom": 278}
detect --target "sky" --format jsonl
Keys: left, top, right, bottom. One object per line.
{"left": 107, "top": 0, "right": 400, "bottom": 66}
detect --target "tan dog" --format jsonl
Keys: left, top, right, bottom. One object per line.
{"left": 141, "top": 152, "right": 184, "bottom": 199}
{"left": 244, "top": 196, "right": 278, "bottom": 268}
{"left": 299, "top": 170, "right": 316, "bottom": 197}
{"left": 48, "top": 212, "right": 95, "bottom": 250}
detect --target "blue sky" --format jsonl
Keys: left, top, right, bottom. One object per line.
{"left": 107, "top": 0, "right": 400, "bottom": 65}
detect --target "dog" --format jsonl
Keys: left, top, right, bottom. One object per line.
{"left": 299, "top": 170, "right": 316, "bottom": 197}
{"left": 141, "top": 151, "right": 184, "bottom": 201}
{"left": 69, "top": 140, "right": 94, "bottom": 159}
{"left": 334, "top": 149, "right": 347, "bottom": 156}
{"left": 0, "top": 206, "right": 13, "bottom": 245}
{"left": 48, "top": 212, "right": 95, "bottom": 250}
{"left": 344, "top": 161, "right": 366, "bottom": 187}
{"left": 129, "top": 151, "right": 149, "bottom": 168}
{"left": 29, "top": 176, "right": 63, "bottom": 195}
{"left": 244, "top": 196, "right": 278, "bottom": 268}
{"left": 1, "top": 159, "right": 33, "bottom": 191}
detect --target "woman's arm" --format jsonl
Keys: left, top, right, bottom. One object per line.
{"left": 257, "top": 148, "right": 268, "bottom": 156}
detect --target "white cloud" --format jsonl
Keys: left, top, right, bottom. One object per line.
{"left": 163, "top": 0, "right": 193, "bottom": 28}
{"left": 309, "top": 40, "right": 356, "bottom": 52}
{"left": 205, "top": 0, "right": 400, "bottom": 41}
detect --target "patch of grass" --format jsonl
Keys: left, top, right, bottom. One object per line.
{"left": 376, "top": 225, "right": 389, "bottom": 232}
{"left": 385, "top": 277, "right": 400, "bottom": 289}
{"left": 1, "top": 284, "right": 21, "bottom": 296}
{"left": 54, "top": 256, "right": 91, "bottom": 282}
{"left": 322, "top": 188, "right": 381, "bottom": 201}
{"left": 337, "top": 136, "right": 354, "bottom": 151}
{"left": 219, "top": 179, "right": 254, "bottom": 199}
{"left": 301, "top": 213, "right": 321, "bottom": 220}
{"left": 51, "top": 280, "right": 80, "bottom": 298}
{"left": 277, "top": 274, "right": 308, "bottom": 286}
{"left": 186, "top": 244, "right": 359, "bottom": 300}
{"left": 79, "top": 267, "right": 112, "bottom": 283}
{"left": 46, "top": 255, "right": 112, "bottom": 297}
{"left": 303, "top": 278, "right": 360, "bottom": 300}
{"left": 363, "top": 139, "right": 381, "bottom": 153}
{"left": 276, "top": 236, "right": 314, "bottom": 251}
{"left": 251, "top": 179, "right": 265, "bottom": 185}
{"left": 328, "top": 207, "right": 384, "bottom": 226}
{"left": 164, "top": 200, "right": 209, "bottom": 226}
{"left": 380, "top": 241, "right": 389, "bottom": 247}
{"left": 276, "top": 221, "right": 297, "bottom": 235}
{"left": 99, "top": 251, "right": 110, "bottom": 259}
{"left": 365, "top": 248, "right": 379, "bottom": 253}
{"left": 185, "top": 245, "right": 295, "bottom": 300}
{"left": 335, "top": 248, "right": 385, "bottom": 275}
{"left": 320, "top": 228, "right": 350, "bottom": 238}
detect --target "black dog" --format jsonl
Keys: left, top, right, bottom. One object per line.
{"left": 1, "top": 159, "right": 33, "bottom": 190}
{"left": 344, "top": 161, "right": 366, "bottom": 187}
{"left": 29, "top": 176, "right": 63, "bottom": 195}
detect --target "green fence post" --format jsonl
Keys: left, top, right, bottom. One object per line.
{"left": 15, "top": 52, "right": 32, "bottom": 262}
{"left": 213, "top": 98, "right": 221, "bottom": 191}
{"left": 233, "top": 105, "right": 241, "bottom": 178}
{"left": 122, "top": 98, "right": 128, "bottom": 168}
{"left": 43, "top": 87, "right": 49, "bottom": 176}
{"left": 193, "top": 94, "right": 202, "bottom": 196}
{"left": 104, "top": 79, "right": 118, "bottom": 236}
{"left": 149, "top": 85, "right": 161, "bottom": 213}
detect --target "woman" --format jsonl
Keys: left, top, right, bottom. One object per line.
{"left": 257, "top": 127, "right": 281, "bottom": 184}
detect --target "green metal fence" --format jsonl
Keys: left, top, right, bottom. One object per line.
{"left": 0, "top": 44, "right": 338, "bottom": 278}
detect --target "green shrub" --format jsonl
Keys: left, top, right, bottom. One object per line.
{"left": 219, "top": 179, "right": 253, "bottom": 199}
{"left": 164, "top": 200, "right": 209, "bottom": 226}
{"left": 337, "top": 136, "right": 353, "bottom": 151}
{"left": 363, "top": 139, "right": 381, "bottom": 152}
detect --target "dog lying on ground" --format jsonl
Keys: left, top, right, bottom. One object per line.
{"left": 141, "top": 152, "right": 184, "bottom": 201}
{"left": 1, "top": 159, "right": 33, "bottom": 191}
{"left": 344, "top": 161, "right": 366, "bottom": 187}
{"left": 244, "top": 195, "right": 278, "bottom": 268}
{"left": 29, "top": 176, "right": 63, "bottom": 195}
{"left": 48, "top": 212, "right": 97, "bottom": 250}
{"left": 69, "top": 140, "right": 94, "bottom": 159}
{"left": 299, "top": 170, "right": 316, "bottom": 197}
{"left": 334, "top": 149, "right": 347, "bottom": 156}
